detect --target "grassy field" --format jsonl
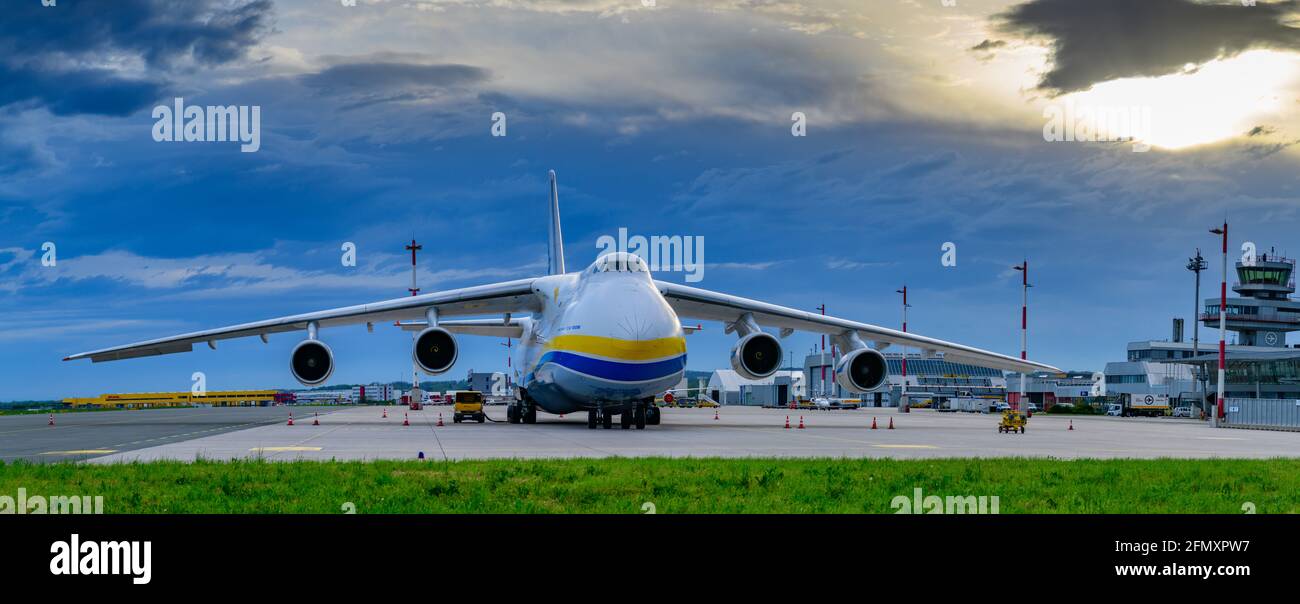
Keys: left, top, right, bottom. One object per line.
{"left": 1, "top": 458, "right": 1295, "bottom": 513}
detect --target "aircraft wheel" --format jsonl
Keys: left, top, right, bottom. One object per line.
{"left": 621, "top": 411, "right": 632, "bottom": 429}
{"left": 587, "top": 410, "right": 598, "bottom": 429}
{"left": 523, "top": 407, "right": 537, "bottom": 424}
{"left": 507, "top": 406, "right": 520, "bottom": 424}
{"left": 635, "top": 405, "right": 646, "bottom": 430}
{"left": 646, "top": 405, "right": 661, "bottom": 426}
{"left": 602, "top": 411, "right": 613, "bottom": 429}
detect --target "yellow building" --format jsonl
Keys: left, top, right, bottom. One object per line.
{"left": 63, "top": 390, "right": 281, "bottom": 408}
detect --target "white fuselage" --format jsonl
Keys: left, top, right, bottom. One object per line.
{"left": 514, "top": 253, "right": 686, "bottom": 414}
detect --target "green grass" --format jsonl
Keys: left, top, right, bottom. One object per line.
{"left": 1, "top": 458, "right": 1295, "bottom": 514}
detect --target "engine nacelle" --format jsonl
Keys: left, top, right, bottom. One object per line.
{"left": 413, "top": 326, "right": 458, "bottom": 375}
{"left": 834, "top": 348, "right": 888, "bottom": 393}
{"left": 290, "top": 339, "right": 335, "bottom": 386}
{"left": 729, "top": 332, "right": 782, "bottom": 380}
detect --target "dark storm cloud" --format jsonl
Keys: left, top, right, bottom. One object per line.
{"left": 0, "top": 0, "right": 273, "bottom": 116}
{"left": 299, "top": 63, "right": 492, "bottom": 94}
{"left": 995, "top": 0, "right": 1300, "bottom": 94}
{"left": 0, "top": 65, "right": 162, "bottom": 117}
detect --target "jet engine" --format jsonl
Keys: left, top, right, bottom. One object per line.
{"left": 290, "top": 339, "right": 335, "bottom": 386}
{"left": 833, "top": 347, "right": 888, "bottom": 393}
{"left": 729, "top": 332, "right": 782, "bottom": 380}
{"left": 413, "top": 326, "right": 458, "bottom": 375}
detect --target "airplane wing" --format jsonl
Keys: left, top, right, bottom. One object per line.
{"left": 395, "top": 318, "right": 702, "bottom": 338}
{"left": 64, "top": 278, "right": 541, "bottom": 363}
{"left": 395, "top": 318, "right": 526, "bottom": 338}
{"left": 656, "top": 281, "right": 1058, "bottom": 374}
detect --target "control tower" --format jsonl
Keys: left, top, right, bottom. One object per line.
{"left": 1201, "top": 249, "right": 1300, "bottom": 348}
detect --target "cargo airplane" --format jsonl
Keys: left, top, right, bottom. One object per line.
{"left": 65, "top": 172, "right": 1058, "bottom": 429}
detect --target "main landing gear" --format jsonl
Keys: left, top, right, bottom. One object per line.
{"left": 612, "top": 400, "right": 659, "bottom": 430}
{"left": 587, "top": 408, "right": 614, "bottom": 429}
{"left": 508, "top": 393, "right": 537, "bottom": 424}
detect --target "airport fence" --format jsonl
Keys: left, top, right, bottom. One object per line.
{"left": 1222, "top": 397, "right": 1300, "bottom": 432}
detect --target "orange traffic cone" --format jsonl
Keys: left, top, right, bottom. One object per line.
{"left": 382, "top": 408, "right": 388, "bottom": 419}
{"left": 1069, "top": 420, "right": 1074, "bottom": 431}
{"left": 48, "top": 413, "right": 54, "bottom": 426}
{"left": 888, "top": 417, "right": 895, "bottom": 429}
{"left": 871, "top": 417, "right": 878, "bottom": 430}
{"left": 287, "top": 412, "right": 294, "bottom": 426}
{"left": 436, "top": 413, "right": 444, "bottom": 427}
{"left": 798, "top": 416, "right": 805, "bottom": 429}
{"left": 313, "top": 412, "right": 320, "bottom": 426}
{"left": 784, "top": 415, "right": 791, "bottom": 429}
{"left": 713, "top": 408, "right": 719, "bottom": 421}
{"left": 403, "top": 412, "right": 410, "bottom": 426}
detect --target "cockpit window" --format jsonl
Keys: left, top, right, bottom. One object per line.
{"left": 591, "top": 252, "right": 649, "bottom": 274}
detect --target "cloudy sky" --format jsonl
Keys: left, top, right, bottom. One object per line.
{"left": 3, "top": 0, "right": 1300, "bottom": 400}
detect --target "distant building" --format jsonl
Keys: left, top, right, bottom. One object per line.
{"left": 351, "top": 384, "right": 394, "bottom": 402}
{"left": 293, "top": 390, "right": 351, "bottom": 404}
{"left": 1102, "top": 361, "right": 1195, "bottom": 400}
{"left": 706, "top": 370, "right": 806, "bottom": 406}
{"left": 1005, "top": 371, "right": 1101, "bottom": 409}
{"left": 467, "top": 371, "right": 508, "bottom": 396}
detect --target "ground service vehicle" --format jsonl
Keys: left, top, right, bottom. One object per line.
{"left": 1123, "top": 394, "right": 1171, "bottom": 417}
{"left": 453, "top": 391, "right": 485, "bottom": 423}
{"left": 998, "top": 410, "right": 1026, "bottom": 433}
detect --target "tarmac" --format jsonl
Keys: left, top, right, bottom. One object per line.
{"left": 33, "top": 404, "right": 1294, "bottom": 463}
{"left": 0, "top": 406, "right": 344, "bottom": 463}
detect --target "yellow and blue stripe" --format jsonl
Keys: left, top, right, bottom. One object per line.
{"left": 531, "top": 335, "right": 686, "bottom": 383}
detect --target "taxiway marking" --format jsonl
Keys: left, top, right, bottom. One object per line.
{"left": 41, "top": 449, "right": 117, "bottom": 455}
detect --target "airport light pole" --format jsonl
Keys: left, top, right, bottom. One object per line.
{"left": 1209, "top": 224, "right": 1227, "bottom": 428}
{"left": 1187, "top": 249, "right": 1207, "bottom": 402}
{"left": 1013, "top": 262, "right": 1031, "bottom": 412}
{"left": 897, "top": 286, "right": 910, "bottom": 408}
{"left": 407, "top": 239, "right": 423, "bottom": 399}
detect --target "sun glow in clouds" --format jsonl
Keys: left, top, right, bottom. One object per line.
{"left": 1058, "top": 50, "right": 1299, "bottom": 150}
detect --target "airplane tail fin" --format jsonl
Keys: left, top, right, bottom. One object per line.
{"left": 547, "top": 170, "right": 566, "bottom": 275}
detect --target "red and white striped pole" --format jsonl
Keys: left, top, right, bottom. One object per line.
{"left": 1210, "top": 223, "right": 1228, "bottom": 428}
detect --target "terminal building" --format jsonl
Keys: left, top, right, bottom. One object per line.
{"left": 805, "top": 351, "right": 1008, "bottom": 407}
{"left": 1105, "top": 247, "right": 1300, "bottom": 406}
{"left": 1005, "top": 371, "right": 1102, "bottom": 409}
